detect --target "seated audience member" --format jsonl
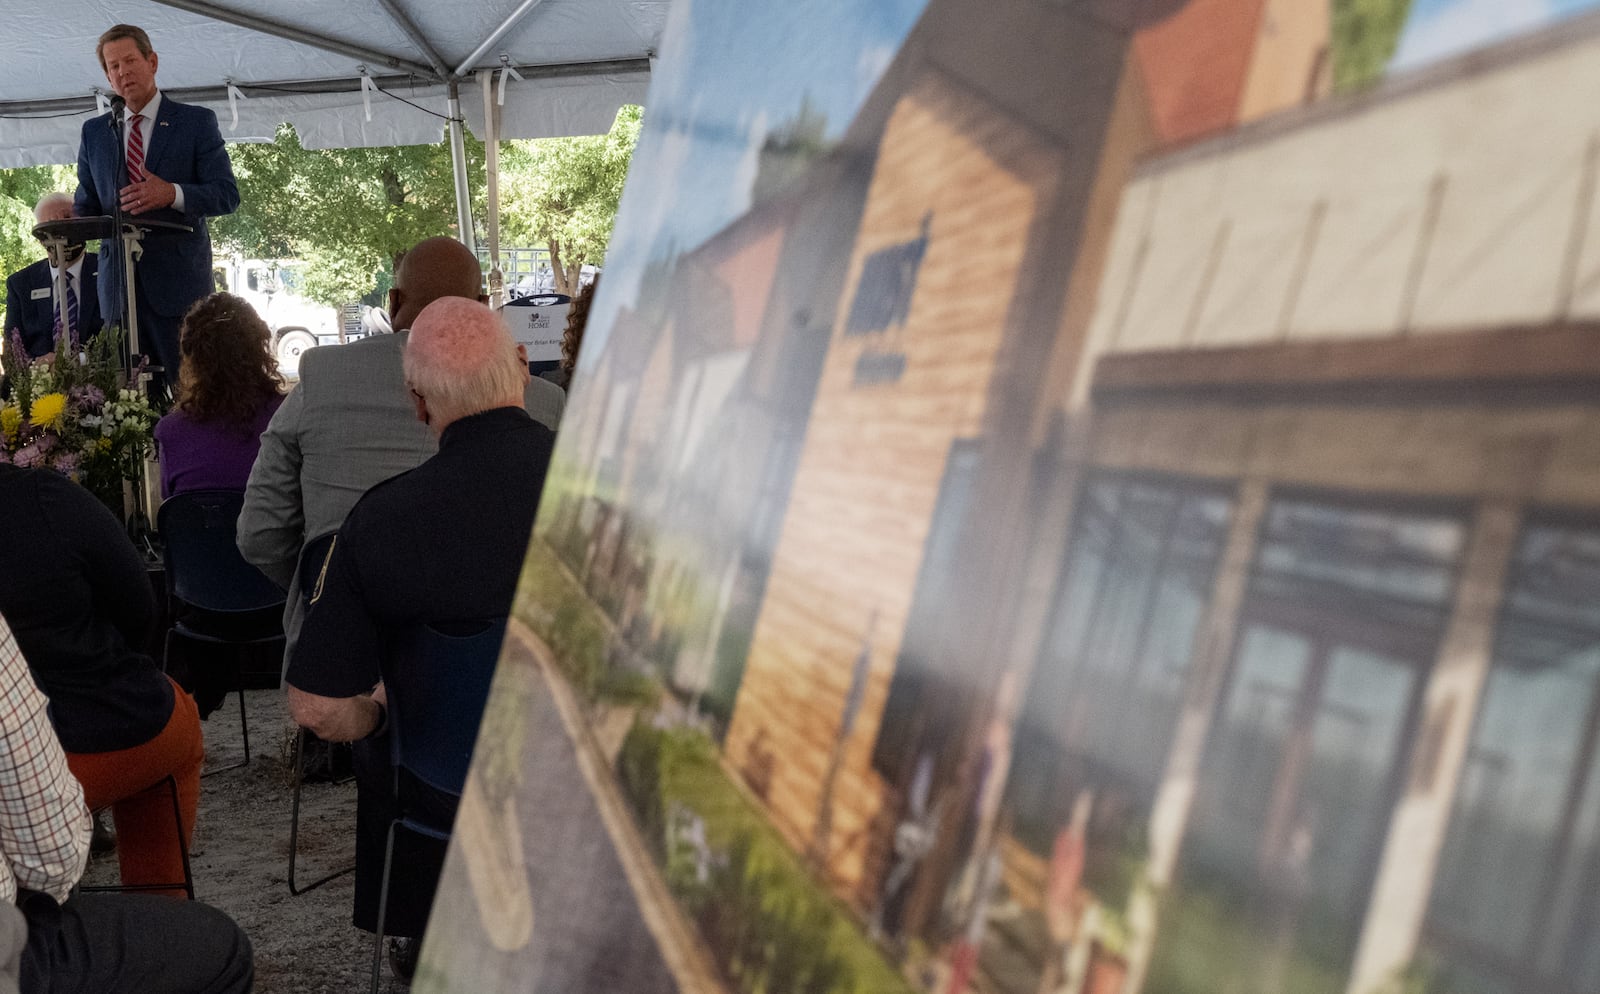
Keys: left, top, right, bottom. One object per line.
{"left": 0, "top": 463, "right": 204, "bottom": 895}
{"left": 0, "top": 615, "right": 253, "bottom": 993}
{"left": 4, "top": 193, "right": 102, "bottom": 360}
{"left": 155, "top": 293, "right": 285, "bottom": 498}
{"left": 239, "top": 236, "right": 564, "bottom": 671}
{"left": 557, "top": 274, "right": 599, "bottom": 389}
{"left": 286, "top": 297, "right": 556, "bottom": 976}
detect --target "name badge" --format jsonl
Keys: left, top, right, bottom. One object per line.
{"left": 30, "top": 287, "right": 50, "bottom": 300}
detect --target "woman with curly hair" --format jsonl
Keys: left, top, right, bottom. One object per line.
{"left": 154, "top": 292, "right": 286, "bottom": 498}
{"left": 559, "top": 275, "right": 599, "bottom": 389}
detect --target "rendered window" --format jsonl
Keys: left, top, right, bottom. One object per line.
{"left": 1006, "top": 478, "right": 1233, "bottom": 857}
{"left": 1428, "top": 522, "right": 1600, "bottom": 994}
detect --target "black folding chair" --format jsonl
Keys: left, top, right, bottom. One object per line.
{"left": 158, "top": 490, "right": 286, "bottom": 775}
{"left": 370, "top": 618, "right": 507, "bottom": 994}
{"left": 78, "top": 774, "right": 195, "bottom": 900}
{"left": 286, "top": 531, "right": 356, "bottom": 896}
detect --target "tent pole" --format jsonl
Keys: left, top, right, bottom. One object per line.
{"left": 0, "top": 59, "right": 651, "bottom": 119}
{"left": 453, "top": 0, "right": 548, "bottom": 78}
{"left": 146, "top": 0, "right": 435, "bottom": 77}
{"left": 373, "top": 0, "right": 451, "bottom": 78}
{"left": 481, "top": 72, "right": 505, "bottom": 309}
{"left": 447, "top": 81, "right": 477, "bottom": 255}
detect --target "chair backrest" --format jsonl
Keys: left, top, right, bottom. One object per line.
{"left": 386, "top": 618, "right": 508, "bottom": 800}
{"left": 157, "top": 490, "right": 287, "bottom": 614}
{"left": 297, "top": 531, "right": 339, "bottom": 607}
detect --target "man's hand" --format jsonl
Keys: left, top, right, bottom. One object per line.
{"left": 288, "top": 685, "right": 386, "bottom": 743}
{"left": 119, "top": 174, "right": 176, "bottom": 214}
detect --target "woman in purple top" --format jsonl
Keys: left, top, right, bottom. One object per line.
{"left": 154, "top": 292, "right": 285, "bottom": 498}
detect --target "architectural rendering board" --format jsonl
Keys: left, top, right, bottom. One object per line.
{"left": 420, "top": 2, "right": 1600, "bottom": 993}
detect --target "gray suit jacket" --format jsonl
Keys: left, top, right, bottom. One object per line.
{"left": 237, "top": 331, "right": 564, "bottom": 665}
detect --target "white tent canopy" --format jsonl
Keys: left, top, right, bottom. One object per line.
{"left": 0, "top": 0, "right": 663, "bottom": 165}
{"left": 1, "top": 0, "right": 664, "bottom": 269}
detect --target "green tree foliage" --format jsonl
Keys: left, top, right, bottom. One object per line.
{"left": 499, "top": 105, "right": 642, "bottom": 296}
{"left": 0, "top": 165, "right": 76, "bottom": 328}
{"left": 214, "top": 125, "right": 486, "bottom": 307}
{"left": 215, "top": 110, "right": 641, "bottom": 307}
{"left": 1331, "top": 0, "right": 1415, "bottom": 93}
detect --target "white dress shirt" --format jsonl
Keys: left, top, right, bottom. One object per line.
{"left": 122, "top": 90, "right": 187, "bottom": 212}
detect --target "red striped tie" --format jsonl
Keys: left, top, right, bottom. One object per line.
{"left": 127, "top": 113, "right": 146, "bottom": 186}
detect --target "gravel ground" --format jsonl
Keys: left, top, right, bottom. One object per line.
{"left": 81, "top": 689, "right": 402, "bottom": 993}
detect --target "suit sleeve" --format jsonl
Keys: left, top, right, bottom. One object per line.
{"left": 285, "top": 519, "right": 384, "bottom": 698}
{"left": 179, "top": 108, "right": 239, "bottom": 220}
{"left": 238, "top": 384, "right": 306, "bottom": 589}
{"left": 74, "top": 121, "right": 103, "bottom": 219}
{"left": 523, "top": 376, "right": 566, "bottom": 431}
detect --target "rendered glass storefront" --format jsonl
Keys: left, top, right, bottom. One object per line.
{"left": 1007, "top": 477, "right": 1234, "bottom": 859}
{"left": 1152, "top": 497, "right": 1466, "bottom": 994}
{"left": 1427, "top": 521, "right": 1600, "bottom": 994}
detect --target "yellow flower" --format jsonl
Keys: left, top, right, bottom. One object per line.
{"left": 0, "top": 405, "right": 19, "bottom": 441}
{"left": 28, "top": 393, "right": 67, "bottom": 430}
{"left": 97, "top": 438, "right": 112, "bottom": 453}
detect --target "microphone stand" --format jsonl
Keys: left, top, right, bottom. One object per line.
{"left": 43, "top": 237, "right": 73, "bottom": 354}
{"left": 106, "top": 95, "right": 157, "bottom": 549}
{"left": 107, "top": 96, "right": 145, "bottom": 375}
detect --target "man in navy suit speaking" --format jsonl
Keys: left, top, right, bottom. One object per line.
{"left": 4, "top": 194, "right": 102, "bottom": 360}
{"left": 74, "top": 24, "right": 238, "bottom": 387}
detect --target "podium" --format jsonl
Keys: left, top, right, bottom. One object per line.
{"left": 32, "top": 214, "right": 191, "bottom": 372}
{"left": 31, "top": 214, "right": 190, "bottom": 543}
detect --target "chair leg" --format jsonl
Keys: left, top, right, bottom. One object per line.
{"left": 237, "top": 684, "right": 251, "bottom": 765}
{"left": 166, "top": 774, "right": 196, "bottom": 900}
{"left": 78, "top": 775, "right": 192, "bottom": 899}
{"left": 202, "top": 660, "right": 250, "bottom": 777}
{"left": 288, "top": 728, "right": 355, "bottom": 896}
{"left": 288, "top": 728, "right": 306, "bottom": 892}
{"left": 372, "top": 820, "right": 399, "bottom": 994}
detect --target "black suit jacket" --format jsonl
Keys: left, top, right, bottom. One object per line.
{"left": 4, "top": 255, "right": 102, "bottom": 358}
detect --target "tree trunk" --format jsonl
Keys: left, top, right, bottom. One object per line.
{"left": 384, "top": 166, "right": 407, "bottom": 274}
{"left": 547, "top": 238, "right": 583, "bottom": 297}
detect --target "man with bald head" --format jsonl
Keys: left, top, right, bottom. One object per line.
{"left": 238, "top": 236, "right": 564, "bottom": 667}
{"left": 284, "top": 297, "right": 554, "bottom": 966}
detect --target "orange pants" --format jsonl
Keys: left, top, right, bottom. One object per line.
{"left": 66, "top": 680, "right": 203, "bottom": 897}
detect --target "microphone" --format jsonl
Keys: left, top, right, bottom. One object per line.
{"left": 109, "top": 94, "right": 125, "bottom": 127}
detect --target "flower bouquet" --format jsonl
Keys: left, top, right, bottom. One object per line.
{"left": 1, "top": 327, "right": 158, "bottom": 517}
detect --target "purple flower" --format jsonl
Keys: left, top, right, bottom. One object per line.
{"left": 51, "top": 451, "right": 81, "bottom": 477}
{"left": 12, "top": 443, "right": 42, "bottom": 468}
{"left": 69, "top": 384, "right": 106, "bottom": 408}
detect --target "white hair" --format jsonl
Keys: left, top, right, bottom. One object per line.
{"left": 402, "top": 298, "right": 526, "bottom": 429}
{"left": 33, "top": 192, "right": 73, "bottom": 222}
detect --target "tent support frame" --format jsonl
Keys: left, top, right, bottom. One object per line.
{"left": 454, "top": 0, "right": 550, "bottom": 79}
{"left": 146, "top": 0, "right": 437, "bottom": 78}
{"left": 447, "top": 81, "right": 476, "bottom": 254}
{"left": 17, "top": 0, "right": 649, "bottom": 259}
{"left": 0, "top": 59, "right": 651, "bottom": 119}
{"left": 373, "top": 0, "right": 452, "bottom": 79}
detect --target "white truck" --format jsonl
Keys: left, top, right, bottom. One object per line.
{"left": 211, "top": 256, "right": 352, "bottom": 378}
